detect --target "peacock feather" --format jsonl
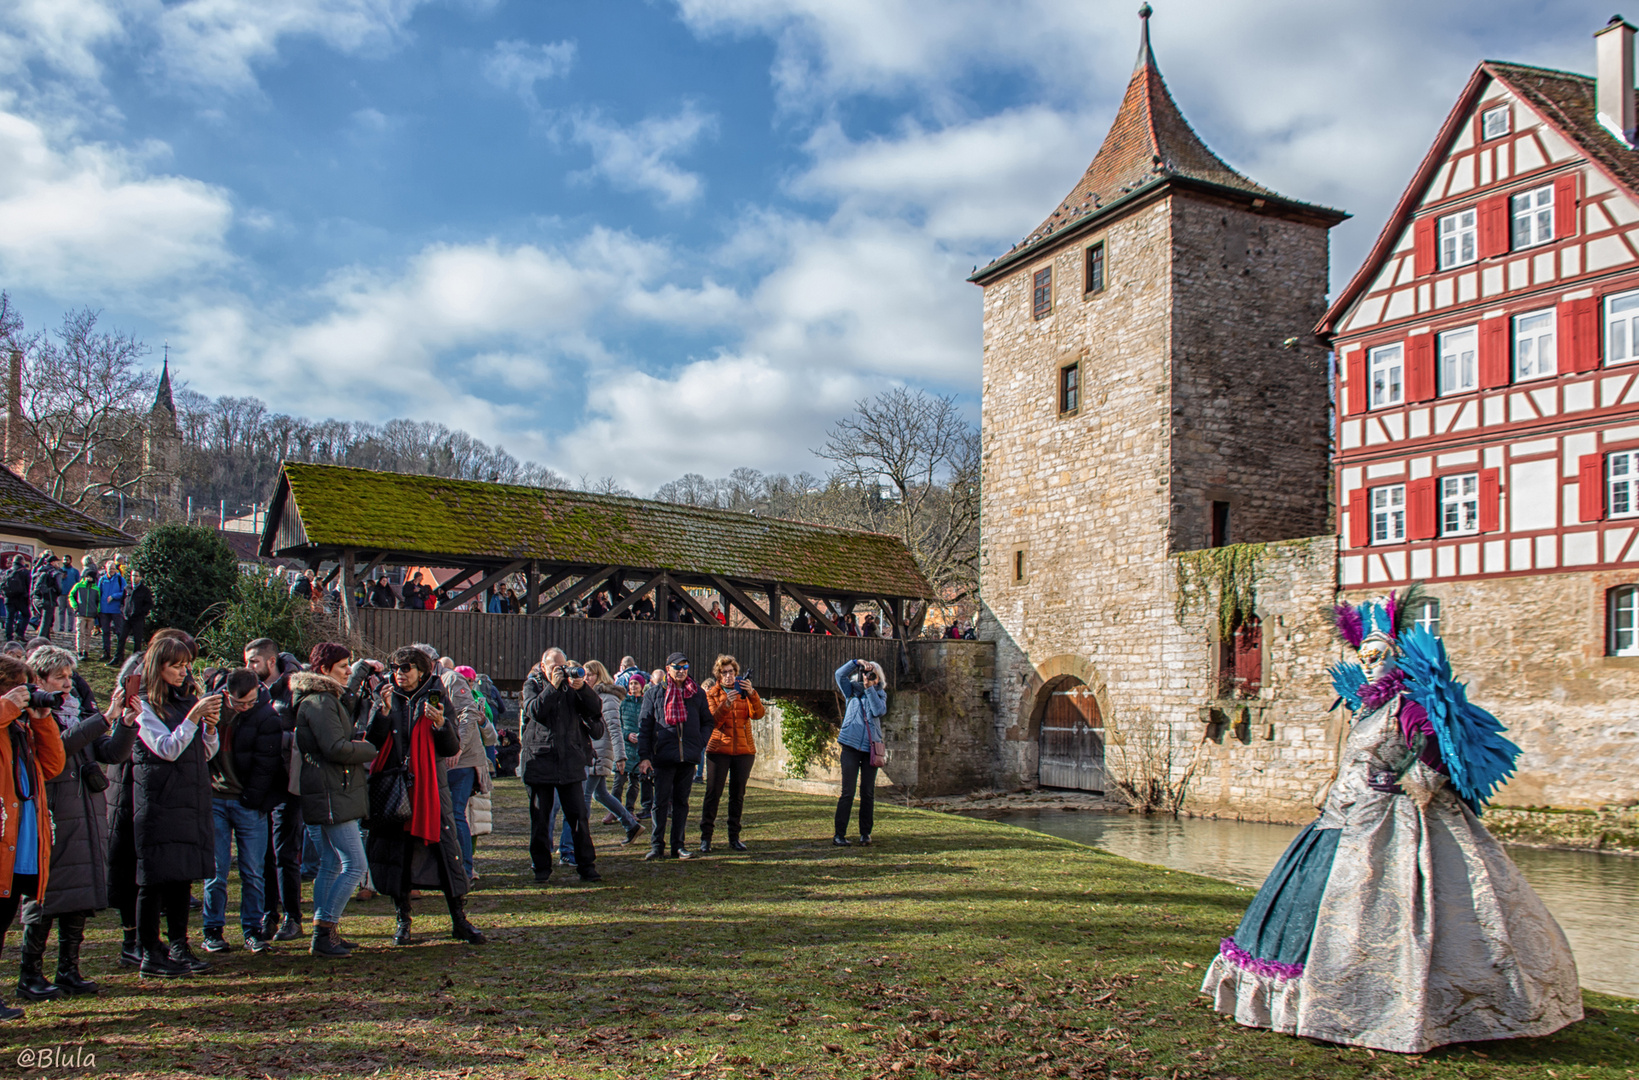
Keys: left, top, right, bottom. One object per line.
{"left": 1395, "top": 626, "right": 1520, "bottom": 815}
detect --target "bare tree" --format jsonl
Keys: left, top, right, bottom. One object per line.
{"left": 581, "top": 474, "right": 634, "bottom": 496}
{"left": 12, "top": 308, "right": 158, "bottom": 513}
{"left": 815, "top": 388, "right": 980, "bottom": 604}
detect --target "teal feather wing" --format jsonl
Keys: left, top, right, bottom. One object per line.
{"left": 1394, "top": 626, "right": 1520, "bottom": 814}
{"left": 1329, "top": 661, "right": 1366, "bottom": 711}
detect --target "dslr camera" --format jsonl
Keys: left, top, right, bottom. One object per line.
{"left": 565, "top": 665, "right": 586, "bottom": 680}
{"left": 27, "top": 686, "right": 64, "bottom": 711}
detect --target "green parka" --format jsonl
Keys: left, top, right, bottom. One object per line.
{"left": 292, "top": 670, "right": 377, "bottom": 825}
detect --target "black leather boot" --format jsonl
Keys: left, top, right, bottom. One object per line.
{"left": 17, "top": 919, "right": 63, "bottom": 1001}
{"left": 446, "top": 895, "right": 486, "bottom": 944}
{"left": 54, "top": 914, "right": 97, "bottom": 996}
{"left": 393, "top": 900, "right": 413, "bottom": 946}
{"left": 118, "top": 927, "right": 142, "bottom": 967}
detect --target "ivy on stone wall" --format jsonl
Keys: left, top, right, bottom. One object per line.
{"left": 774, "top": 697, "right": 837, "bottom": 778}
{"left": 1174, "top": 542, "right": 1265, "bottom": 636}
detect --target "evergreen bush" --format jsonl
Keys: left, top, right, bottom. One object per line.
{"left": 129, "top": 524, "right": 240, "bottom": 636}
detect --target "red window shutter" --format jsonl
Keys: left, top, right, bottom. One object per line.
{"left": 1406, "top": 336, "right": 1435, "bottom": 401}
{"left": 1479, "top": 468, "right": 1502, "bottom": 532}
{"left": 1345, "top": 349, "right": 1368, "bottom": 416}
{"left": 1347, "top": 487, "right": 1370, "bottom": 548}
{"left": 1580, "top": 453, "right": 1607, "bottom": 522}
{"left": 1478, "top": 195, "right": 1510, "bottom": 257}
{"left": 1559, "top": 297, "right": 1599, "bottom": 373}
{"left": 1413, "top": 217, "right": 1437, "bottom": 276}
{"left": 1478, "top": 317, "right": 1510, "bottom": 388}
{"left": 1554, "top": 172, "right": 1580, "bottom": 239}
{"left": 1234, "top": 617, "right": 1263, "bottom": 696}
{"left": 1408, "top": 477, "right": 1438, "bottom": 540}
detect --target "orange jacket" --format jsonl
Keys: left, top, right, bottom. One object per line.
{"left": 0, "top": 699, "right": 66, "bottom": 900}
{"left": 705, "top": 683, "right": 764, "bottom": 756}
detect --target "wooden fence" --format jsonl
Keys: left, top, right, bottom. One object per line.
{"left": 352, "top": 608, "right": 903, "bottom": 692}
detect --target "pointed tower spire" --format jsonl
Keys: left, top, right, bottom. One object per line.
{"left": 153, "top": 345, "right": 174, "bottom": 418}
{"left": 1136, "top": 3, "right": 1154, "bottom": 70}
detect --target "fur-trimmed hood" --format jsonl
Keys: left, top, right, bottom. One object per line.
{"left": 289, "top": 671, "right": 344, "bottom": 697}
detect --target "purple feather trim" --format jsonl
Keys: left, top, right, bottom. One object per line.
{"left": 1384, "top": 590, "right": 1399, "bottom": 638}
{"left": 1358, "top": 668, "right": 1407, "bottom": 711}
{"left": 1219, "top": 938, "right": 1304, "bottom": 981}
{"left": 1331, "top": 603, "right": 1364, "bottom": 648}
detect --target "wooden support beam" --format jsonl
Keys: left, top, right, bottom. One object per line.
{"left": 784, "top": 584, "right": 843, "bottom": 636}
{"left": 709, "top": 575, "right": 781, "bottom": 631}
{"left": 602, "top": 570, "right": 666, "bottom": 619}
{"left": 767, "top": 583, "right": 782, "bottom": 629}
{"left": 350, "top": 550, "right": 388, "bottom": 587}
{"left": 527, "top": 569, "right": 574, "bottom": 612}
{"left": 439, "top": 560, "right": 526, "bottom": 611}
{"left": 320, "top": 565, "right": 340, "bottom": 588}
{"left": 523, "top": 561, "right": 537, "bottom": 614}
{"left": 545, "top": 566, "right": 620, "bottom": 615}
{"left": 887, "top": 598, "right": 903, "bottom": 640}
{"left": 666, "top": 577, "right": 719, "bottom": 625}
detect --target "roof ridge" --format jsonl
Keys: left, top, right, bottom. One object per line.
{"left": 1484, "top": 59, "right": 1592, "bottom": 81}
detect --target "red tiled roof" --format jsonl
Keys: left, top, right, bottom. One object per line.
{"left": 1319, "top": 60, "right": 1639, "bottom": 338}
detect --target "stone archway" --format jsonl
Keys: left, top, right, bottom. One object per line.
{"left": 1010, "top": 654, "right": 1115, "bottom": 791}
{"left": 1034, "top": 676, "right": 1106, "bottom": 792}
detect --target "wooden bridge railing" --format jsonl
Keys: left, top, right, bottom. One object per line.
{"left": 352, "top": 608, "right": 902, "bottom": 692}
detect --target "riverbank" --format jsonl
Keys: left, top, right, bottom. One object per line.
{"left": 13, "top": 783, "right": 1635, "bottom": 1078}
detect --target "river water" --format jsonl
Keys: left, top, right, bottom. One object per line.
{"left": 966, "top": 808, "right": 1639, "bottom": 999}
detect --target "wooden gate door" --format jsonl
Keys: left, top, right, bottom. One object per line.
{"left": 1037, "top": 684, "right": 1105, "bottom": 793}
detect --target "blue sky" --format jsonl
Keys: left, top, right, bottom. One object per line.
{"left": 0, "top": 0, "right": 1611, "bottom": 491}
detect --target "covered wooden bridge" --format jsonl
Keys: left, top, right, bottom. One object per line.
{"left": 258, "top": 463, "right": 932, "bottom": 691}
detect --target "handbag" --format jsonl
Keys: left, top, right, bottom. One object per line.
{"left": 870, "top": 737, "right": 886, "bottom": 768}
{"left": 370, "top": 766, "right": 414, "bottom": 822}
{"left": 80, "top": 756, "right": 109, "bottom": 793}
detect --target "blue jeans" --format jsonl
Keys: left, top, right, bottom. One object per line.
{"left": 204, "top": 798, "right": 268, "bottom": 937}
{"left": 301, "top": 824, "right": 322, "bottom": 876}
{"left": 312, "top": 821, "right": 367, "bottom": 925}
{"left": 448, "top": 766, "right": 477, "bottom": 879}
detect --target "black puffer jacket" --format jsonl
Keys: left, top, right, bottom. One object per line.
{"left": 637, "top": 679, "right": 715, "bottom": 766}
{"left": 220, "top": 686, "right": 289, "bottom": 814}
{"left": 364, "top": 677, "right": 466, "bottom": 898}
{"left": 42, "top": 678, "right": 138, "bottom": 916}
{"left": 132, "top": 693, "right": 215, "bottom": 886}
{"left": 293, "top": 670, "right": 376, "bottom": 826}
{"left": 519, "top": 666, "right": 603, "bottom": 785}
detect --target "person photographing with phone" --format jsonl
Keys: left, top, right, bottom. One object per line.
{"left": 0, "top": 655, "right": 65, "bottom": 1018}
{"left": 519, "top": 648, "right": 605, "bottom": 883}
{"left": 700, "top": 655, "right": 762, "bottom": 854}
{"left": 131, "top": 636, "right": 220, "bottom": 977}
{"left": 637, "top": 652, "right": 714, "bottom": 861}
{"left": 364, "top": 646, "right": 484, "bottom": 946}
{"left": 832, "top": 659, "right": 888, "bottom": 847}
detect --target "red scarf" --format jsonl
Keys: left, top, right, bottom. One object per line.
{"left": 663, "top": 676, "right": 698, "bottom": 728}
{"left": 369, "top": 703, "right": 444, "bottom": 844}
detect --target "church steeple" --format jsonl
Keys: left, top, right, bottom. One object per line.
{"left": 152, "top": 347, "right": 175, "bottom": 420}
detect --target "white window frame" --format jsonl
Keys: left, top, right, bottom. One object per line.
{"left": 1513, "top": 309, "right": 1556, "bottom": 381}
{"left": 1413, "top": 598, "right": 1443, "bottom": 637}
{"left": 1371, "top": 484, "right": 1406, "bottom": 544}
{"left": 1607, "top": 289, "right": 1639, "bottom": 365}
{"left": 1369, "top": 343, "right": 1404, "bottom": 409}
{"left": 1510, "top": 184, "right": 1554, "bottom": 250}
{"left": 1438, "top": 208, "right": 1477, "bottom": 270}
{"left": 1611, "top": 451, "right": 1639, "bottom": 519}
{"left": 1438, "top": 325, "right": 1478, "bottom": 395}
{"left": 1439, "top": 472, "right": 1480, "bottom": 536}
{"left": 1611, "top": 585, "right": 1639, "bottom": 656}
{"left": 1481, "top": 105, "right": 1511, "bottom": 141}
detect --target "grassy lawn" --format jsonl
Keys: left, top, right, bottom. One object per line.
{"left": 2, "top": 780, "right": 1634, "bottom": 1079}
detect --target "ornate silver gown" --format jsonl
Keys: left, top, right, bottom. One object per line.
{"left": 1200, "top": 696, "right": 1583, "bottom": 1053}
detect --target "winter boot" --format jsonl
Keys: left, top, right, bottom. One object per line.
{"left": 446, "top": 895, "right": 486, "bottom": 944}
{"left": 309, "top": 921, "right": 350, "bottom": 958}
{"left": 118, "top": 927, "right": 142, "bottom": 968}
{"left": 53, "top": 914, "right": 97, "bottom": 996}
{"left": 393, "top": 901, "right": 413, "bottom": 946}
{"left": 16, "top": 919, "right": 63, "bottom": 1001}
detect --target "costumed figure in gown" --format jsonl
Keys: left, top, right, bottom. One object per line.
{"left": 1199, "top": 586, "right": 1583, "bottom": 1053}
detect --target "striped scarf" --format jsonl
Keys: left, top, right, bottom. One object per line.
{"left": 662, "top": 677, "right": 697, "bottom": 728}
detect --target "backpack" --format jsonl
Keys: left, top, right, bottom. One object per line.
{"left": 2, "top": 563, "right": 27, "bottom": 597}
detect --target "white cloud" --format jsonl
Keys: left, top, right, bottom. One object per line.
{"left": 569, "top": 104, "right": 716, "bottom": 207}
{"left": 482, "top": 38, "right": 576, "bottom": 107}
{"left": 0, "top": 108, "right": 233, "bottom": 293}
{"left": 0, "top": 0, "right": 123, "bottom": 87}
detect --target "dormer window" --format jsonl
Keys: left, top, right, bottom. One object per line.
{"left": 1481, "top": 104, "right": 1511, "bottom": 141}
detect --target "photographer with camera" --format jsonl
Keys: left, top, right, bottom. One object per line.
{"left": 519, "top": 648, "right": 604, "bottom": 883}
{"left": 365, "top": 646, "right": 484, "bottom": 946}
{"left": 700, "top": 655, "right": 762, "bottom": 854}
{"left": 832, "top": 659, "right": 888, "bottom": 847}
{"left": 0, "top": 654, "right": 66, "bottom": 1019}
{"left": 131, "top": 636, "right": 221, "bottom": 978}
{"left": 637, "top": 652, "right": 715, "bottom": 861}
{"left": 15, "top": 645, "right": 135, "bottom": 1001}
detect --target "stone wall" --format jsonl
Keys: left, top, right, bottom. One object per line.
{"left": 1342, "top": 571, "right": 1639, "bottom": 810}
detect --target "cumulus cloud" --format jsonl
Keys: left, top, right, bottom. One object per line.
{"left": 0, "top": 108, "right": 233, "bottom": 293}
{"left": 0, "top": 0, "right": 123, "bottom": 88}
{"left": 482, "top": 38, "right": 576, "bottom": 107}
{"left": 569, "top": 104, "right": 717, "bottom": 207}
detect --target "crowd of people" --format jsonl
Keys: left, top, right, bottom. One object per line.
{"left": 0, "top": 616, "right": 892, "bottom": 1017}
{"left": 0, "top": 552, "right": 151, "bottom": 665}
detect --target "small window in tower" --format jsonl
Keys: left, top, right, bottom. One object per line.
{"left": 1085, "top": 242, "right": 1106, "bottom": 295}
{"left": 1012, "top": 548, "right": 1027, "bottom": 585}
{"left": 1059, "top": 363, "right": 1079, "bottom": 414}
{"left": 1210, "top": 501, "right": 1230, "bottom": 548}
{"left": 1481, "top": 105, "right": 1511, "bottom": 141}
{"left": 1033, "top": 266, "right": 1053, "bottom": 319}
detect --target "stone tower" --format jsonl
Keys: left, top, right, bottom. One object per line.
{"left": 971, "top": 8, "right": 1348, "bottom": 801}
{"left": 142, "top": 356, "right": 182, "bottom": 516}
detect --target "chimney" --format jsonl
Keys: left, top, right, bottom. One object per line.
{"left": 3, "top": 349, "right": 19, "bottom": 471}
{"left": 1597, "top": 15, "right": 1637, "bottom": 146}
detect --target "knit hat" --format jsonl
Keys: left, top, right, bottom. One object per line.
{"left": 455, "top": 665, "right": 477, "bottom": 681}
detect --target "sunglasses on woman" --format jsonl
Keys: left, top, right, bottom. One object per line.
{"left": 391, "top": 663, "right": 418, "bottom": 673}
